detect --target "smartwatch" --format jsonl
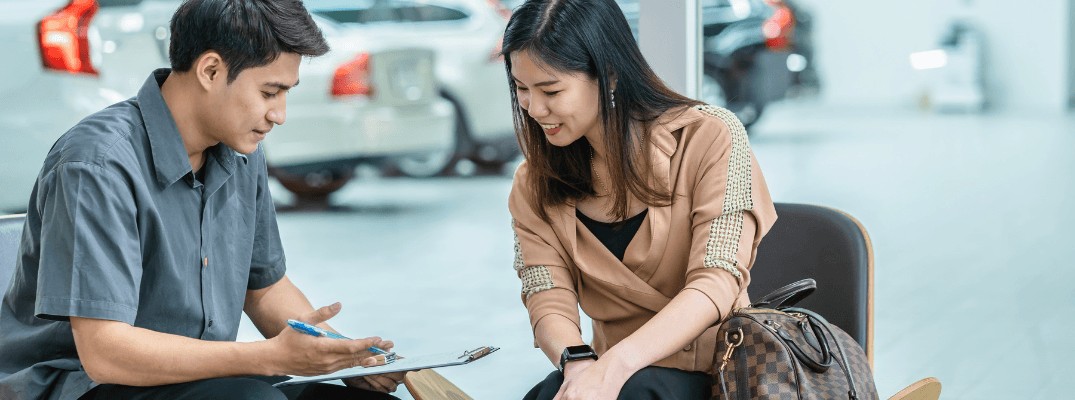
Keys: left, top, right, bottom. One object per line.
{"left": 559, "top": 344, "right": 598, "bottom": 371}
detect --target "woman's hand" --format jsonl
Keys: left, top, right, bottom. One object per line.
{"left": 554, "top": 358, "right": 632, "bottom": 400}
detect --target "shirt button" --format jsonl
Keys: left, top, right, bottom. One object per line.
{"left": 202, "top": 257, "right": 208, "bottom": 268}
{"left": 207, "top": 319, "right": 214, "bottom": 327}
{"left": 683, "top": 344, "right": 693, "bottom": 351}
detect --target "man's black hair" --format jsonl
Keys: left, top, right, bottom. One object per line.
{"left": 169, "top": 0, "right": 330, "bottom": 83}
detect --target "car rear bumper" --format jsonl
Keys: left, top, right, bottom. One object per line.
{"left": 262, "top": 98, "right": 456, "bottom": 168}
{"left": 0, "top": 74, "right": 122, "bottom": 211}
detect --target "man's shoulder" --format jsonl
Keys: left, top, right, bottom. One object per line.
{"left": 46, "top": 99, "right": 143, "bottom": 170}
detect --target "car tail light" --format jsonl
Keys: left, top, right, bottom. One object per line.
{"left": 38, "top": 0, "right": 99, "bottom": 75}
{"left": 332, "top": 53, "right": 373, "bottom": 97}
{"left": 762, "top": 0, "right": 794, "bottom": 51}
{"left": 486, "top": 0, "right": 512, "bottom": 20}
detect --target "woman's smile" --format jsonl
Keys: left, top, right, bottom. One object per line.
{"left": 539, "top": 123, "right": 562, "bottom": 135}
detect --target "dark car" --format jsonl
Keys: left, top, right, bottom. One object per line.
{"left": 621, "top": 0, "right": 815, "bottom": 128}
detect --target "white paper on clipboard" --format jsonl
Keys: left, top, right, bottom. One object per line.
{"left": 272, "top": 346, "right": 498, "bottom": 387}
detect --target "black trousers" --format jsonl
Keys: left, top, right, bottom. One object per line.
{"left": 78, "top": 376, "right": 400, "bottom": 400}
{"left": 523, "top": 366, "right": 713, "bottom": 400}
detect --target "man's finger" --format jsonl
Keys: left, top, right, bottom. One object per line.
{"left": 363, "top": 374, "right": 393, "bottom": 393}
{"left": 301, "top": 302, "right": 342, "bottom": 325}
{"left": 375, "top": 339, "right": 394, "bottom": 351}
{"left": 340, "top": 337, "right": 378, "bottom": 356}
{"left": 360, "top": 354, "right": 388, "bottom": 367}
{"left": 370, "top": 374, "right": 399, "bottom": 392}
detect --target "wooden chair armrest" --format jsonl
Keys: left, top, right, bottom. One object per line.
{"left": 888, "top": 377, "right": 941, "bottom": 400}
{"left": 403, "top": 369, "right": 472, "bottom": 400}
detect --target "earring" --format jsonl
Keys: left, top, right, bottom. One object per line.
{"left": 610, "top": 89, "right": 616, "bottom": 109}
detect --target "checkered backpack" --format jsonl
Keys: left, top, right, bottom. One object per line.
{"left": 713, "top": 279, "right": 879, "bottom": 400}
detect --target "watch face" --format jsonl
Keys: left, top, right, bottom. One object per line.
{"left": 565, "top": 345, "right": 594, "bottom": 357}
{"left": 560, "top": 345, "right": 598, "bottom": 371}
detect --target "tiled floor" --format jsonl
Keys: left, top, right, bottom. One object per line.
{"left": 248, "top": 101, "right": 1074, "bottom": 399}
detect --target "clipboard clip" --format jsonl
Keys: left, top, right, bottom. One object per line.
{"left": 458, "top": 346, "right": 499, "bottom": 362}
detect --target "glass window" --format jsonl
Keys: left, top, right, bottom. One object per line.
{"left": 307, "top": 0, "right": 468, "bottom": 24}
{"left": 99, "top": 0, "right": 143, "bottom": 7}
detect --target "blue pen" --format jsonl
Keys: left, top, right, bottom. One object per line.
{"left": 286, "top": 319, "right": 401, "bottom": 361}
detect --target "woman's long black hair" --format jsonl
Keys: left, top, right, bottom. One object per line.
{"left": 503, "top": 0, "right": 702, "bottom": 221}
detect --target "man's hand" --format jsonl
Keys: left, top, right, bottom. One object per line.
{"left": 344, "top": 371, "right": 406, "bottom": 393}
{"left": 263, "top": 303, "right": 391, "bottom": 376}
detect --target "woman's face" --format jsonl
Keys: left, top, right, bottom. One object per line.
{"left": 509, "top": 50, "right": 603, "bottom": 148}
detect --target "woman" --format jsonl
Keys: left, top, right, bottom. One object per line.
{"left": 503, "top": 0, "right": 777, "bottom": 399}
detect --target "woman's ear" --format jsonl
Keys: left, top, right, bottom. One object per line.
{"left": 194, "top": 51, "right": 226, "bottom": 91}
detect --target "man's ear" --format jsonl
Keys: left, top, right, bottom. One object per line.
{"left": 194, "top": 51, "right": 227, "bottom": 91}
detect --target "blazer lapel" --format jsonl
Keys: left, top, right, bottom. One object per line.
{"left": 632, "top": 119, "right": 679, "bottom": 282}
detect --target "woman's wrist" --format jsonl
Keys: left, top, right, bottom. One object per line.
{"left": 562, "top": 358, "right": 595, "bottom": 376}
{"left": 597, "top": 348, "right": 644, "bottom": 381}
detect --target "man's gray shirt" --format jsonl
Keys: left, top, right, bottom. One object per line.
{"left": 0, "top": 69, "right": 287, "bottom": 400}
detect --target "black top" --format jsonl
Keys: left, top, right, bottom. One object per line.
{"left": 577, "top": 209, "right": 649, "bottom": 260}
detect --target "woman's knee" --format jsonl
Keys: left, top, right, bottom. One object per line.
{"left": 618, "top": 368, "right": 666, "bottom": 398}
{"left": 618, "top": 367, "right": 712, "bottom": 400}
{"left": 523, "top": 370, "right": 565, "bottom": 400}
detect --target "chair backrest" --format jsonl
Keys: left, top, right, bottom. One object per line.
{"left": 750, "top": 203, "right": 874, "bottom": 363}
{"left": 0, "top": 214, "right": 26, "bottom": 293}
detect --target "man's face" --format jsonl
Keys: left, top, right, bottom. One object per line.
{"left": 206, "top": 52, "right": 301, "bottom": 155}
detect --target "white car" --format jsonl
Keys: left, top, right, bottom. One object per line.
{"left": 0, "top": 0, "right": 454, "bottom": 211}
{"left": 264, "top": 15, "right": 455, "bottom": 197}
{"left": 307, "top": 0, "right": 520, "bottom": 177}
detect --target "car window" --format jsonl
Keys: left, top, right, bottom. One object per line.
{"left": 702, "top": 0, "right": 731, "bottom": 7}
{"left": 307, "top": 0, "right": 468, "bottom": 24}
{"left": 99, "top": 0, "right": 183, "bottom": 7}
{"left": 393, "top": 1, "right": 468, "bottom": 22}
{"left": 99, "top": 0, "right": 143, "bottom": 7}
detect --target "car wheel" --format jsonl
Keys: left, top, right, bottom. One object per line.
{"left": 700, "top": 73, "right": 728, "bottom": 107}
{"left": 701, "top": 72, "right": 764, "bottom": 129}
{"left": 270, "top": 166, "right": 354, "bottom": 198}
{"left": 393, "top": 98, "right": 463, "bottom": 178}
{"left": 729, "top": 102, "right": 763, "bottom": 128}
{"left": 470, "top": 143, "right": 520, "bottom": 173}
{"left": 395, "top": 146, "right": 457, "bottom": 178}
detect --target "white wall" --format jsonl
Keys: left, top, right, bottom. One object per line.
{"left": 798, "top": 0, "right": 1070, "bottom": 112}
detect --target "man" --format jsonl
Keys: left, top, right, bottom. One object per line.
{"left": 0, "top": 1, "right": 403, "bottom": 399}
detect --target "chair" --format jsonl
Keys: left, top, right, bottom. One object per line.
{"left": 750, "top": 203, "right": 874, "bottom": 363}
{"left": 888, "top": 377, "right": 942, "bottom": 400}
{"left": 404, "top": 369, "right": 472, "bottom": 400}
{"left": 0, "top": 214, "right": 25, "bottom": 293}
{"left": 750, "top": 204, "right": 939, "bottom": 400}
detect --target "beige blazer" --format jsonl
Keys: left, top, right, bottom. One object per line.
{"left": 509, "top": 105, "right": 778, "bottom": 373}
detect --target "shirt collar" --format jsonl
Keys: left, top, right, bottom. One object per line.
{"left": 139, "top": 68, "right": 248, "bottom": 187}
{"left": 649, "top": 105, "right": 704, "bottom": 157}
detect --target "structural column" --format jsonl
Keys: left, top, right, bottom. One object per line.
{"left": 638, "top": 0, "right": 701, "bottom": 98}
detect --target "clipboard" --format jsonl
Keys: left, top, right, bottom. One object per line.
{"left": 272, "top": 346, "right": 499, "bottom": 387}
